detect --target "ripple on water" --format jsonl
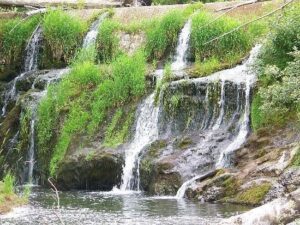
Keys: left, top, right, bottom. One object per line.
{"left": 0, "top": 188, "right": 251, "bottom": 225}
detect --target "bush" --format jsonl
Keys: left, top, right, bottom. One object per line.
{"left": 258, "top": 3, "right": 300, "bottom": 70}
{"left": 42, "top": 9, "right": 87, "bottom": 65}
{"left": 255, "top": 50, "right": 300, "bottom": 127}
{"left": 96, "top": 19, "right": 120, "bottom": 63}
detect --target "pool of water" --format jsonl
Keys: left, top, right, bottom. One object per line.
{"left": 0, "top": 188, "right": 251, "bottom": 225}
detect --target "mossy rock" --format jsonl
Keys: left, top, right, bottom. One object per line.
{"left": 174, "top": 136, "right": 194, "bottom": 149}
{"left": 233, "top": 182, "right": 272, "bottom": 206}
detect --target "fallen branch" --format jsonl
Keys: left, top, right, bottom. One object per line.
{"left": 48, "top": 177, "right": 65, "bottom": 225}
{"left": 204, "top": 0, "right": 295, "bottom": 46}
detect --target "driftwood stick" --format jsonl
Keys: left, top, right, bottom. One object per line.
{"left": 204, "top": 0, "right": 295, "bottom": 46}
{"left": 48, "top": 177, "right": 65, "bottom": 225}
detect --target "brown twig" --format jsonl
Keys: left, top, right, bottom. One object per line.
{"left": 48, "top": 177, "right": 65, "bottom": 225}
{"left": 204, "top": 0, "right": 296, "bottom": 46}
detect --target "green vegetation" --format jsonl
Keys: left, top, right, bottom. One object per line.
{"left": 104, "top": 108, "right": 135, "bottom": 147}
{"left": 152, "top": 0, "right": 215, "bottom": 6}
{"left": 190, "top": 11, "right": 264, "bottom": 77}
{"left": 145, "top": 10, "right": 186, "bottom": 61}
{"left": 251, "top": 3, "right": 300, "bottom": 130}
{"left": 0, "top": 16, "right": 39, "bottom": 80}
{"left": 42, "top": 9, "right": 87, "bottom": 67}
{"left": 234, "top": 183, "right": 271, "bottom": 205}
{"left": 291, "top": 148, "right": 300, "bottom": 167}
{"left": 96, "top": 19, "right": 120, "bottom": 63}
{"left": 0, "top": 173, "right": 28, "bottom": 214}
{"left": 38, "top": 49, "right": 146, "bottom": 176}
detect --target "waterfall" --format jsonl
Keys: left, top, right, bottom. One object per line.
{"left": 118, "top": 93, "right": 159, "bottom": 191}
{"left": 116, "top": 18, "right": 194, "bottom": 192}
{"left": 1, "top": 25, "right": 43, "bottom": 117}
{"left": 171, "top": 19, "right": 192, "bottom": 71}
{"left": 174, "top": 45, "right": 261, "bottom": 198}
{"left": 82, "top": 12, "right": 108, "bottom": 48}
{"left": 24, "top": 26, "right": 43, "bottom": 72}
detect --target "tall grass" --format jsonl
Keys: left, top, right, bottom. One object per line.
{"left": 191, "top": 12, "right": 250, "bottom": 62}
{"left": 0, "top": 16, "right": 39, "bottom": 70}
{"left": 2, "top": 173, "right": 15, "bottom": 195}
{"left": 96, "top": 19, "right": 120, "bottom": 63}
{"left": 145, "top": 10, "right": 187, "bottom": 61}
{"left": 38, "top": 50, "right": 146, "bottom": 176}
{"left": 42, "top": 9, "right": 87, "bottom": 66}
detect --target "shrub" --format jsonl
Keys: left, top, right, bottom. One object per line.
{"left": 258, "top": 3, "right": 300, "bottom": 70}
{"left": 96, "top": 19, "right": 120, "bottom": 63}
{"left": 256, "top": 50, "right": 300, "bottom": 127}
{"left": 42, "top": 9, "right": 87, "bottom": 65}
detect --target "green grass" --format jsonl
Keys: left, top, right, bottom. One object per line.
{"left": 96, "top": 18, "right": 120, "bottom": 63}
{"left": 42, "top": 9, "right": 87, "bottom": 66}
{"left": 0, "top": 16, "right": 40, "bottom": 74}
{"left": 145, "top": 10, "right": 188, "bottom": 61}
{"left": 38, "top": 51, "right": 146, "bottom": 176}
{"left": 191, "top": 11, "right": 250, "bottom": 63}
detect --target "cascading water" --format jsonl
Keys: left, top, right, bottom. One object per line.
{"left": 171, "top": 19, "right": 192, "bottom": 71}
{"left": 174, "top": 45, "right": 261, "bottom": 198}
{"left": 82, "top": 12, "right": 108, "bottom": 48}
{"left": 24, "top": 26, "right": 43, "bottom": 72}
{"left": 116, "top": 16, "right": 194, "bottom": 192}
{"left": 1, "top": 26, "right": 43, "bottom": 117}
{"left": 118, "top": 93, "right": 159, "bottom": 191}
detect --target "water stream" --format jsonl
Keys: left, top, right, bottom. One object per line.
{"left": 174, "top": 45, "right": 261, "bottom": 198}
{"left": 171, "top": 19, "right": 192, "bottom": 71}
{"left": 118, "top": 93, "right": 159, "bottom": 192}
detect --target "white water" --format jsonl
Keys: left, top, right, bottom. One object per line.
{"left": 171, "top": 19, "right": 192, "bottom": 71}
{"left": 1, "top": 25, "right": 42, "bottom": 117}
{"left": 82, "top": 13, "right": 108, "bottom": 48}
{"left": 175, "top": 45, "right": 261, "bottom": 198}
{"left": 118, "top": 93, "right": 159, "bottom": 192}
{"left": 24, "top": 26, "right": 43, "bottom": 72}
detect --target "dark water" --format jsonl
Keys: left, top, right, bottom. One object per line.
{"left": 0, "top": 188, "right": 251, "bottom": 225}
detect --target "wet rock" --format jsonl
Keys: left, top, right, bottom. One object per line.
{"left": 56, "top": 149, "right": 124, "bottom": 190}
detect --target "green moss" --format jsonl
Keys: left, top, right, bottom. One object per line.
{"left": 251, "top": 93, "right": 264, "bottom": 132}
{"left": 235, "top": 183, "right": 271, "bottom": 205}
{"left": 147, "top": 140, "right": 167, "bottom": 158}
{"left": 85, "top": 151, "right": 96, "bottom": 161}
{"left": 291, "top": 148, "right": 300, "bottom": 167}
{"left": 222, "top": 176, "right": 239, "bottom": 197}
{"left": 175, "top": 137, "right": 193, "bottom": 149}
{"left": 17, "top": 108, "right": 31, "bottom": 153}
